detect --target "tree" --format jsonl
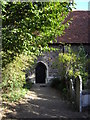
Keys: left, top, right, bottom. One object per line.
{"left": 1, "top": 2, "right": 74, "bottom": 101}
{"left": 2, "top": 2, "right": 74, "bottom": 67}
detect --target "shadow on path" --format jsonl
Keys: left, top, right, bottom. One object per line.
{"left": 3, "top": 84, "right": 89, "bottom": 119}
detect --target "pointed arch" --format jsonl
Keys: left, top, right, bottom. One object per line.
{"left": 35, "top": 61, "right": 48, "bottom": 83}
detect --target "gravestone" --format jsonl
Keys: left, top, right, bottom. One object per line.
{"left": 75, "top": 75, "right": 82, "bottom": 112}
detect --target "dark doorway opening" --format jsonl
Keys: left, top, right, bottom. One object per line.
{"left": 35, "top": 62, "right": 47, "bottom": 83}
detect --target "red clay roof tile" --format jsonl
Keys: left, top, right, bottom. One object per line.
{"left": 57, "top": 11, "right": 90, "bottom": 43}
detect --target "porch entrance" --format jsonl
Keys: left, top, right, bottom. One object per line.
{"left": 35, "top": 62, "right": 47, "bottom": 83}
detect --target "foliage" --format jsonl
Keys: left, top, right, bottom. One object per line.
{"left": 1, "top": 53, "right": 36, "bottom": 101}
{"left": 2, "top": 2, "right": 73, "bottom": 67}
{"left": 86, "top": 58, "right": 90, "bottom": 77}
{"left": 53, "top": 45, "right": 88, "bottom": 86}
{"left": 23, "top": 81, "right": 33, "bottom": 90}
{"left": 2, "top": 81, "right": 33, "bottom": 102}
{"left": 2, "top": 88, "right": 28, "bottom": 102}
{"left": 1, "top": 2, "right": 74, "bottom": 102}
{"left": 50, "top": 78, "right": 61, "bottom": 88}
{"left": 50, "top": 77, "right": 67, "bottom": 98}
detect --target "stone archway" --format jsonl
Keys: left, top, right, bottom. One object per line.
{"left": 35, "top": 62, "right": 47, "bottom": 83}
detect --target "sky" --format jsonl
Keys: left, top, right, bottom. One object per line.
{"left": 74, "top": 0, "right": 90, "bottom": 11}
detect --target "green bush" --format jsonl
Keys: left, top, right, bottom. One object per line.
{"left": 86, "top": 58, "right": 90, "bottom": 77}
{"left": 2, "top": 88, "right": 28, "bottom": 102}
{"left": 23, "top": 81, "right": 33, "bottom": 90}
{"left": 50, "top": 78, "right": 67, "bottom": 93}
{"left": 53, "top": 45, "right": 88, "bottom": 87}
{"left": 50, "top": 78, "right": 60, "bottom": 88}
{"left": 1, "top": 53, "right": 36, "bottom": 101}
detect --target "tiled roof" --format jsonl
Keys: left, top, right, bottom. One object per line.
{"left": 57, "top": 11, "right": 90, "bottom": 43}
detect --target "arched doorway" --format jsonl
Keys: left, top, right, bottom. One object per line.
{"left": 35, "top": 62, "right": 47, "bottom": 83}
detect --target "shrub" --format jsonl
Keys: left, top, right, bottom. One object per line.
{"left": 50, "top": 78, "right": 60, "bottom": 88}
{"left": 53, "top": 45, "right": 88, "bottom": 87}
{"left": 23, "top": 81, "right": 33, "bottom": 90}
{"left": 2, "top": 88, "right": 28, "bottom": 102}
{"left": 86, "top": 58, "right": 90, "bottom": 77}
{"left": 50, "top": 78, "right": 67, "bottom": 94}
{"left": 1, "top": 53, "right": 36, "bottom": 101}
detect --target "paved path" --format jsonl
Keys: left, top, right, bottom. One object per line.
{"left": 3, "top": 84, "right": 89, "bottom": 119}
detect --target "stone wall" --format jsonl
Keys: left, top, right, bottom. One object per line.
{"left": 37, "top": 45, "right": 63, "bottom": 82}
{"left": 28, "top": 44, "right": 90, "bottom": 84}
